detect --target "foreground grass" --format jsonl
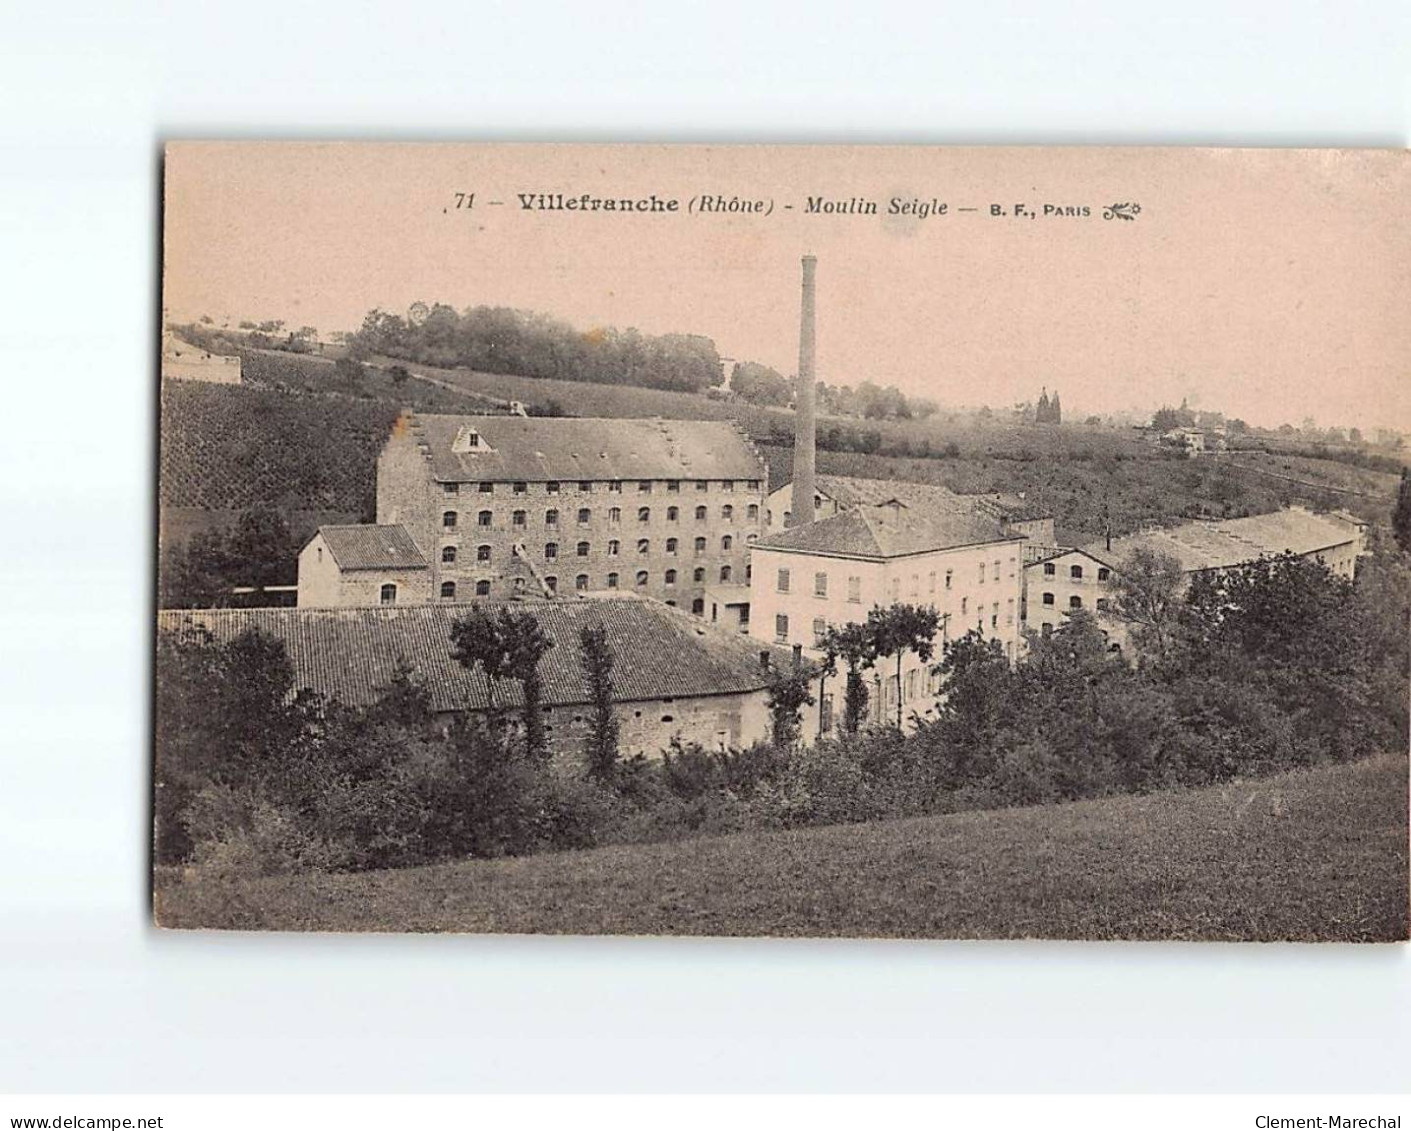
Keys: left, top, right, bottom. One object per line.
{"left": 156, "top": 754, "right": 1409, "bottom": 941}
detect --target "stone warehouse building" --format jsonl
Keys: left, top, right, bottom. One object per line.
{"left": 1022, "top": 505, "right": 1369, "bottom": 648}
{"left": 157, "top": 597, "right": 813, "bottom": 759}
{"left": 374, "top": 414, "right": 768, "bottom": 612}
{"left": 749, "top": 497, "right": 1026, "bottom": 731}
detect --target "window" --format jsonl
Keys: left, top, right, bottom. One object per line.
{"left": 609, "top": 507, "right": 621, "bottom": 523}
{"left": 747, "top": 504, "right": 759, "bottom": 520}
{"left": 694, "top": 536, "right": 706, "bottom": 554}
{"left": 720, "top": 565, "right": 732, "bottom": 582}
{"left": 477, "top": 510, "right": 492, "bottom": 527}
{"left": 1006, "top": 598, "right": 1015, "bottom": 625}
{"left": 608, "top": 480, "right": 623, "bottom": 493}
{"left": 477, "top": 544, "right": 491, "bottom": 562}
{"left": 813, "top": 617, "right": 827, "bottom": 644}
{"left": 1044, "top": 562, "right": 1056, "bottom": 576}
{"left": 961, "top": 596, "right": 968, "bottom": 615}
{"left": 890, "top": 578, "right": 900, "bottom": 601}
{"left": 1096, "top": 597, "right": 1110, "bottom": 612}
{"left": 945, "top": 569, "right": 953, "bottom": 590}
{"left": 577, "top": 508, "right": 590, "bottom": 524}
{"left": 667, "top": 480, "right": 680, "bottom": 493}
{"left": 512, "top": 510, "right": 526, "bottom": 527}
{"left": 721, "top": 480, "right": 734, "bottom": 492}
{"left": 777, "top": 568, "right": 791, "bottom": 593}
{"left": 578, "top": 481, "right": 592, "bottom": 493}
{"left": 607, "top": 572, "right": 619, "bottom": 589}
{"left": 691, "top": 597, "right": 705, "bottom": 615}
{"left": 637, "top": 538, "right": 650, "bottom": 554}
{"left": 440, "top": 581, "right": 456, "bottom": 600}
{"left": 545, "top": 508, "right": 558, "bottom": 526}
{"left": 978, "top": 562, "right": 986, "bottom": 583}
{"left": 475, "top": 579, "right": 491, "bottom": 596}
{"left": 607, "top": 539, "right": 620, "bottom": 556}
{"left": 441, "top": 546, "right": 457, "bottom": 564}
{"left": 380, "top": 583, "right": 397, "bottom": 605}
{"left": 635, "top": 570, "right": 648, "bottom": 588}
{"left": 638, "top": 506, "right": 651, "bottom": 522}
{"left": 639, "top": 480, "right": 652, "bottom": 493}
{"left": 722, "top": 535, "right": 733, "bottom": 551}
{"left": 546, "top": 481, "right": 560, "bottom": 495}
{"left": 721, "top": 504, "right": 734, "bottom": 521}
{"left": 574, "top": 574, "right": 588, "bottom": 591}
{"left": 993, "top": 559, "right": 1001, "bottom": 580}
{"left": 544, "top": 542, "right": 558, "bottom": 560}
{"left": 513, "top": 482, "right": 527, "bottom": 495}
{"left": 746, "top": 533, "right": 757, "bottom": 544}
{"left": 910, "top": 573, "right": 919, "bottom": 598}
{"left": 1042, "top": 591, "right": 1054, "bottom": 606}
{"left": 665, "top": 569, "right": 677, "bottom": 585}
{"left": 1041, "top": 622, "right": 1053, "bottom": 637}
{"left": 693, "top": 567, "right": 705, "bottom": 583}
{"left": 442, "top": 511, "right": 457, "bottom": 529}
{"left": 747, "top": 479, "right": 760, "bottom": 490}
{"left": 545, "top": 576, "right": 557, "bottom": 593}
{"left": 928, "top": 571, "right": 937, "bottom": 594}
{"left": 667, "top": 506, "right": 679, "bottom": 522}
{"left": 576, "top": 541, "right": 589, "bottom": 557}
{"left": 774, "top": 613, "right": 789, "bottom": 642}
{"left": 1097, "top": 567, "right": 1110, "bottom": 581}
{"left": 695, "top": 505, "right": 707, "bottom": 521}
{"left": 1070, "top": 564, "right": 1084, "bottom": 580}
{"left": 442, "top": 482, "right": 458, "bottom": 495}
{"left": 696, "top": 480, "right": 709, "bottom": 492}
{"left": 814, "top": 572, "right": 828, "bottom": 597}
{"left": 847, "top": 576, "right": 861, "bottom": 603}
{"left": 478, "top": 482, "right": 493, "bottom": 494}
{"left": 666, "top": 537, "right": 678, "bottom": 554}
{"left": 1069, "top": 595, "right": 1083, "bottom": 610}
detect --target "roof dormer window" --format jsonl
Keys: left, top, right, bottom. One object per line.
{"left": 452, "top": 425, "right": 491, "bottom": 453}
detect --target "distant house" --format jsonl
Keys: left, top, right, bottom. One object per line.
{"left": 1161, "top": 427, "right": 1207, "bottom": 456}
{"left": 297, "top": 525, "right": 430, "bottom": 608}
{"left": 1022, "top": 506, "right": 1368, "bottom": 651}
{"left": 160, "top": 333, "right": 242, "bottom": 385}
{"left": 156, "top": 597, "right": 807, "bottom": 758}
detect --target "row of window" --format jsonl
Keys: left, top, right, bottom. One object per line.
{"left": 441, "top": 479, "right": 762, "bottom": 496}
{"left": 441, "top": 504, "right": 759, "bottom": 529}
{"left": 1042, "top": 562, "right": 1110, "bottom": 581}
{"left": 774, "top": 559, "right": 1021, "bottom": 598}
{"left": 774, "top": 600, "right": 1018, "bottom": 644}
{"left": 1039, "top": 593, "right": 1110, "bottom": 611}
{"left": 410, "top": 567, "right": 735, "bottom": 602}
{"left": 440, "top": 535, "right": 751, "bottom": 564}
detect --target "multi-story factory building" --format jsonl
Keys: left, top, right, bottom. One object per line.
{"left": 374, "top": 413, "right": 768, "bottom": 612}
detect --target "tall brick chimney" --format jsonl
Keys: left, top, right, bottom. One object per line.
{"left": 788, "top": 254, "right": 818, "bottom": 529}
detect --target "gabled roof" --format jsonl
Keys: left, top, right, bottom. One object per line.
{"left": 402, "top": 414, "right": 766, "bottom": 484}
{"left": 1079, "top": 508, "right": 1360, "bottom": 574}
{"left": 781, "top": 475, "right": 1054, "bottom": 522}
{"left": 756, "top": 501, "right": 1017, "bottom": 560}
{"left": 156, "top": 598, "right": 794, "bottom": 713}
{"left": 314, "top": 525, "right": 427, "bottom": 571}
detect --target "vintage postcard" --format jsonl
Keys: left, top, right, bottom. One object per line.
{"left": 154, "top": 143, "right": 1409, "bottom": 940}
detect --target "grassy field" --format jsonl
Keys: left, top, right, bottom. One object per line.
{"left": 155, "top": 753, "right": 1408, "bottom": 941}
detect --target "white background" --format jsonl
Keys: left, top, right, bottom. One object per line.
{"left": 1, "top": 0, "right": 1408, "bottom": 1095}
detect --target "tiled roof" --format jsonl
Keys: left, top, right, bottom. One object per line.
{"left": 756, "top": 500, "right": 1017, "bottom": 559}
{"left": 1080, "top": 508, "right": 1360, "bottom": 573}
{"left": 156, "top": 598, "right": 793, "bottom": 713}
{"left": 814, "top": 475, "right": 972, "bottom": 512}
{"left": 408, "top": 414, "right": 766, "bottom": 483}
{"left": 316, "top": 525, "right": 428, "bottom": 571}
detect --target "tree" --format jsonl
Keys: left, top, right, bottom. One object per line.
{"left": 449, "top": 606, "right": 554, "bottom": 752}
{"left": 820, "top": 621, "right": 878, "bottom": 734}
{"left": 1106, "top": 547, "right": 1186, "bottom": 664}
{"left": 766, "top": 664, "right": 815, "bottom": 749}
{"left": 866, "top": 603, "right": 942, "bottom": 728}
{"left": 578, "top": 624, "right": 620, "bottom": 781}
{"left": 1394, "top": 468, "right": 1411, "bottom": 554}
{"left": 388, "top": 364, "right": 411, "bottom": 388}
{"left": 729, "top": 361, "right": 791, "bottom": 406}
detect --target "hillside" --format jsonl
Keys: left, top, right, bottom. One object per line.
{"left": 155, "top": 752, "right": 1409, "bottom": 941}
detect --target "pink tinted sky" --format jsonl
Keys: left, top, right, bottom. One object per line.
{"left": 165, "top": 143, "right": 1411, "bottom": 432}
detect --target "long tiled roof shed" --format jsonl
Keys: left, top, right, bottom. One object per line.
{"left": 1079, "top": 508, "right": 1361, "bottom": 573}
{"left": 756, "top": 500, "right": 1020, "bottom": 560}
{"left": 315, "top": 524, "right": 428, "bottom": 571}
{"left": 156, "top": 598, "right": 794, "bottom": 713}
{"left": 407, "top": 415, "right": 766, "bottom": 483}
